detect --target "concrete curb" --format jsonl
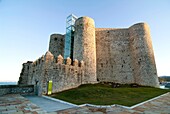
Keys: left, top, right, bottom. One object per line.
{"left": 79, "top": 103, "right": 115, "bottom": 108}
{"left": 42, "top": 95, "right": 78, "bottom": 107}
{"left": 80, "top": 92, "right": 169, "bottom": 109}
{"left": 129, "top": 92, "right": 169, "bottom": 109}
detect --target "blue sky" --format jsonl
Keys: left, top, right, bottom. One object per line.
{"left": 0, "top": 0, "right": 170, "bottom": 81}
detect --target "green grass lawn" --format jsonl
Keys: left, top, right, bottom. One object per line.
{"left": 50, "top": 83, "right": 170, "bottom": 106}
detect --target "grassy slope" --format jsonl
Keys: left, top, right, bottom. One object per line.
{"left": 51, "top": 84, "right": 170, "bottom": 106}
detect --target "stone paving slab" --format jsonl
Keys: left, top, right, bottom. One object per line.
{"left": 132, "top": 92, "right": 170, "bottom": 114}
{"left": 0, "top": 94, "right": 46, "bottom": 114}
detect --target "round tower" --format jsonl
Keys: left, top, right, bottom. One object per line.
{"left": 49, "top": 34, "right": 65, "bottom": 59}
{"left": 129, "top": 23, "right": 159, "bottom": 87}
{"left": 73, "top": 16, "right": 97, "bottom": 83}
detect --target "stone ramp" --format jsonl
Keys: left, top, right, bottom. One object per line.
{"left": 24, "top": 95, "right": 77, "bottom": 112}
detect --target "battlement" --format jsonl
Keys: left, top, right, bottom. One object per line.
{"left": 23, "top": 52, "right": 84, "bottom": 68}
{"left": 44, "top": 51, "right": 84, "bottom": 67}
{"left": 19, "top": 51, "right": 86, "bottom": 95}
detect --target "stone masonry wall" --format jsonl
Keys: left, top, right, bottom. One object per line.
{"left": 129, "top": 23, "right": 159, "bottom": 87}
{"left": 49, "top": 34, "right": 65, "bottom": 58}
{"left": 19, "top": 16, "right": 159, "bottom": 94}
{"left": 74, "top": 17, "right": 97, "bottom": 83}
{"left": 18, "top": 61, "right": 33, "bottom": 85}
{"left": 19, "top": 51, "right": 85, "bottom": 95}
{"left": 96, "top": 28, "right": 134, "bottom": 84}
{"left": 95, "top": 23, "right": 159, "bottom": 87}
{"left": 0, "top": 85, "right": 34, "bottom": 96}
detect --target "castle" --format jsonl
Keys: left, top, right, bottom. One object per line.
{"left": 18, "top": 15, "right": 159, "bottom": 95}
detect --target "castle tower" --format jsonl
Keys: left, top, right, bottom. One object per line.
{"left": 73, "top": 17, "right": 97, "bottom": 83}
{"left": 49, "top": 34, "right": 65, "bottom": 59}
{"left": 129, "top": 23, "right": 159, "bottom": 87}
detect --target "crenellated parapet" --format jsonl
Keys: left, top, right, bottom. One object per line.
{"left": 57, "top": 54, "right": 63, "bottom": 64}
{"left": 42, "top": 53, "right": 85, "bottom": 94}
{"left": 66, "top": 57, "right": 71, "bottom": 65}
{"left": 43, "top": 52, "right": 85, "bottom": 67}
{"left": 18, "top": 51, "right": 85, "bottom": 95}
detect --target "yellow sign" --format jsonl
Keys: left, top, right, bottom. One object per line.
{"left": 48, "top": 80, "right": 52, "bottom": 95}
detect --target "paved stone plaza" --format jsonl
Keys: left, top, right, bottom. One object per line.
{"left": 0, "top": 93, "right": 170, "bottom": 114}
{"left": 0, "top": 94, "right": 45, "bottom": 114}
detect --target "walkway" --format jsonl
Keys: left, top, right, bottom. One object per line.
{"left": 24, "top": 95, "right": 77, "bottom": 112}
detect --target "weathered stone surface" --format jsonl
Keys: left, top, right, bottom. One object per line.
{"left": 19, "top": 52, "right": 84, "bottom": 95}
{"left": 74, "top": 17, "right": 97, "bottom": 84}
{"left": 73, "top": 59, "right": 78, "bottom": 67}
{"left": 96, "top": 28, "right": 134, "bottom": 84}
{"left": 0, "top": 85, "right": 34, "bottom": 96}
{"left": 18, "top": 61, "right": 33, "bottom": 85}
{"left": 18, "top": 16, "right": 159, "bottom": 96}
{"left": 80, "top": 60, "right": 84, "bottom": 67}
{"left": 129, "top": 23, "right": 159, "bottom": 87}
{"left": 57, "top": 54, "right": 63, "bottom": 64}
{"left": 66, "top": 57, "right": 71, "bottom": 65}
{"left": 95, "top": 23, "right": 159, "bottom": 87}
{"left": 49, "top": 34, "right": 65, "bottom": 59}
{"left": 45, "top": 51, "right": 54, "bottom": 63}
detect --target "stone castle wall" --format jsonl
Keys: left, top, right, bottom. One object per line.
{"left": 74, "top": 17, "right": 97, "bottom": 83}
{"left": 19, "top": 51, "right": 85, "bottom": 95}
{"left": 96, "top": 28, "right": 134, "bottom": 84}
{"left": 18, "top": 62, "right": 31, "bottom": 85}
{"left": 129, "top": 23, "right": 159, "bottom": 87}
{"left": 95, "top": 23, "right": 159, "bottom": 87}
{"left": 18, "top": 16, "right": 159, "bottom": 96}
{"left": 0, "top": 85, "right": 34, "bottom": 96}
{"left": 49, "top": 34, "right": 65, "bottom": 58}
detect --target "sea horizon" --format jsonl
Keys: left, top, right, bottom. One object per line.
{"left": 0, "top": 81, "right": 17, "bottom": 85}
